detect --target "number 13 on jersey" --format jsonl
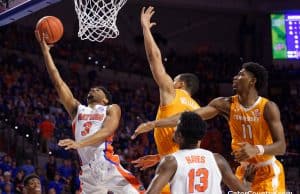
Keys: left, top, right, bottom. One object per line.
{"left": 188, "top": 168, "right": 208, "bottom": 193}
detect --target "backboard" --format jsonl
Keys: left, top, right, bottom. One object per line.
{"left": 0, "top": 0, "right": 61, "bottom": 26}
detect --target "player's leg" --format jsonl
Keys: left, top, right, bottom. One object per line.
{"left": 251, "top": 159, "right": 285, "bottom": 192}
{"left": 106, "top": 163, "right": 145, "bottom": 194}
{"left": 79, "top": 164, "right": 108, "bottom": 194}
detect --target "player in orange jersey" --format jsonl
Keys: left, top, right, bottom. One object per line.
{"left": 132, "top": 6, "right": 200, "bottom": 194}
{"left": 133, "top": 62, "right": 286, "bottom": 192}
{"left": 147, "top": 112, "right": 255, "bottom": 194}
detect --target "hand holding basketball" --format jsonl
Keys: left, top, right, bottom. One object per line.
{"left": 35, "top": 16, "right": 64, "bottom": 44}
{"left": 35, "top": 30, "right": 52, "bottom": 52}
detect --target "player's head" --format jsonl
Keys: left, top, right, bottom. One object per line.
{"left": 233, "top": 62, "right": 268, "bottom": 94}
{"left": 23, "top": 174, "right": 41, "bottom": 194}
{"left": 173, "top": 111, "right": 206, "bottom": 148}
{"left": 173, "top": 73, "right": 199, "bottom": 95}
{"left": 87, "top": 86, "right": 112, "bottom": 105}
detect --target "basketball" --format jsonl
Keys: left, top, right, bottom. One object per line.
{"left": 36, "top": 16, "right": 64, "bottom": 44}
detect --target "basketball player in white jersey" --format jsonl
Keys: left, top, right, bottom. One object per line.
{"left": 35, "top": 32, "right": 145, "bottom": 194}
{"left": 146, "top": 112, "right": 254, "bottom": 194}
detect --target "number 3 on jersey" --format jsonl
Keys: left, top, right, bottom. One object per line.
{"left": 188, "top": 168, "right": 208, "bottom": 193}
{"left": 81, "top": 121, "right": 92, "bottom": 136}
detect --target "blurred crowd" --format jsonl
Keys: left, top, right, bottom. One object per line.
{"left": 0, "top": 25, "right": 300, "bottom": 193}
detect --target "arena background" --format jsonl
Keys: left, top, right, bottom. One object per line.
{"left": 0, "top": 0, "right": 300, "bottom": 193}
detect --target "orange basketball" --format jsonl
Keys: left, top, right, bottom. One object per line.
{"left": 36, "top": 16, "right": 64, "bottom": 44}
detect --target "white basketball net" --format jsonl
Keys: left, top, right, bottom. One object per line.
{"left": 74, "top": 0, "right": 127, "bottom": 42}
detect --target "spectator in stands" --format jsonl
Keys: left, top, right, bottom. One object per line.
{"left": 21, "top": 160, "right": 34, "bottom": 176}
{"left": 2, "top": 182, "right": 13, "bottom": 194}
{"left": 47, "top": 187, "right": 56, "bottom": 194}
{"left": 1, "top": 171, "right": 13, "bottom": 192}
{"left": 23, "top": 174, "right": 41, "bottom": 194}
{"left": 45, "top": 155, "right": 56, "bottom": 181}
{"left": 11, "top": 161, "right": 18, "bottom": 179}
{"left": 47, "top": 172, "right": 63, "bottom": 194}
{"left": 39, "top": 116, "right": 55, "bottom": 153}
{"left": 0, "top": 156, "right": 12, "bottom": 173}
{"left": 57, "top": 159, "right": 72, "bottom": 184}
{"left": 13, "top": 170, "right": 24, "bottom": 194}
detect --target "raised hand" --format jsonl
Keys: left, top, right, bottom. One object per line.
{"left": 131, "top": 154, "right": 161, "bottom": 170}
{"left": 140, "top": 6, "right": 157, "bottom": 30}
{"left": 131, "top": 121, "right": 155, "bottom": 140}
{"left": 58, "top": 139, "right": 80, "bottom": 150}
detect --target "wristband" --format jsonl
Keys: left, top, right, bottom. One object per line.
{"left": 255, "top": 145, "right": 264, "bottom": 155}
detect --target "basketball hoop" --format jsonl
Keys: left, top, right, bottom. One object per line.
{"left": 74, "top": 0, "right": 127, "bottom": 42}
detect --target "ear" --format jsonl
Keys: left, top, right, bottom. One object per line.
{"left": 250, "top": 77, "right": 256, "bottom": 87}
{"left": 178, "top": 81, "right": 185, "bottom": 89}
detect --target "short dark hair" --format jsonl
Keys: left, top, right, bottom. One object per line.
{"left": 24, "top": 174, "right": 40, "bottom": 186}
{"left": 242, "top": 62, "right": 268, "bottom": 91}
{"left": 178, "top": 73, "right": 199, "bottom": 95}
{"left": 93, "top": 86, "right": 112, "bottom": 105}
{"left": 177, "top": 111, "right": 206, "bottom": 144}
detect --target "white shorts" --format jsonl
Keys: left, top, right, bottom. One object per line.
{"left": 79, "top": 156, "right": 145, "bottom": 194}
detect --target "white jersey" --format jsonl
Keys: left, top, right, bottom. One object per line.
{"left": 72, "top": 104, "right": 110, "bottom": 165}
{"left": 170, "top": 148, "right": 222, "bottom": 194}
{"left": 71, "top": 105, "right": 145, "bottom": 194}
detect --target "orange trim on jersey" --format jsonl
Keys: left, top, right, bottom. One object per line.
{"left": 104, "top": 149, "right": 120, "bottom": 164}
{"left": 104, "top": 135, "right": 120, "bottom": 164}
{"left": 115, "top": 165, "right": 145, "bottom": 194}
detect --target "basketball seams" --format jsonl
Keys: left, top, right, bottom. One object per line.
{"left": 36, "top": 16, "right": 63, "bottom": 44}
{"left": 45, "top": 18, "right": 54, "bottom": 44}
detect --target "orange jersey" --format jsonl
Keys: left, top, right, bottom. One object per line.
{"left": 155, "top": 89, "right": 200, "bottom": 156}
{"left": 228, "top": 95, "right": 273, "bottom": 163}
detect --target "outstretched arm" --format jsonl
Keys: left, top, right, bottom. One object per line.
{"left": 146, "top": 155, "right": 177, "bottom": 194}
{"left": 214, "top": 153, "right": 252, "bottom": 192}
{"left": 131, "top": 98, "right": 223, "bottom": 139}
{"left": 141, "top": 6, "right": 175, "bottom": 105}
{"left": 35, "top": 31, "right": 79, "bottom": 119}
{"left": 58, "top": 104, "right": 121, "bottom": 149}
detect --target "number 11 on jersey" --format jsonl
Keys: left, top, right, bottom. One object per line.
{"left": 242, "top": 124, "right": 253, "bottom": 139}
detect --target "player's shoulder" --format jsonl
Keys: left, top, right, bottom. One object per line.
{"left": 264, "top": 99, "right": 277, "bottom": 107}
{"left": 77, "top": 104, "right": 86, "bottom": 110}
{"left": 159, "top": 154, "right": 177, "bottom": 169}
{"left": 212, "top": 153, "right": 227, "bottom": 167}
{"left": 107, "top": 104, "right": 121, "bottom": 113}
{"left": 263, "top": 99, "right": 280, "bottom": 116}
{"left": 108, "top": 103, "right": 120, "bottom": 109}
{"left": 163, "top": 153, "right": 176, "bottom": 161}
{"left": 210, "top": 96, "right": 232, "bottom": 104}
